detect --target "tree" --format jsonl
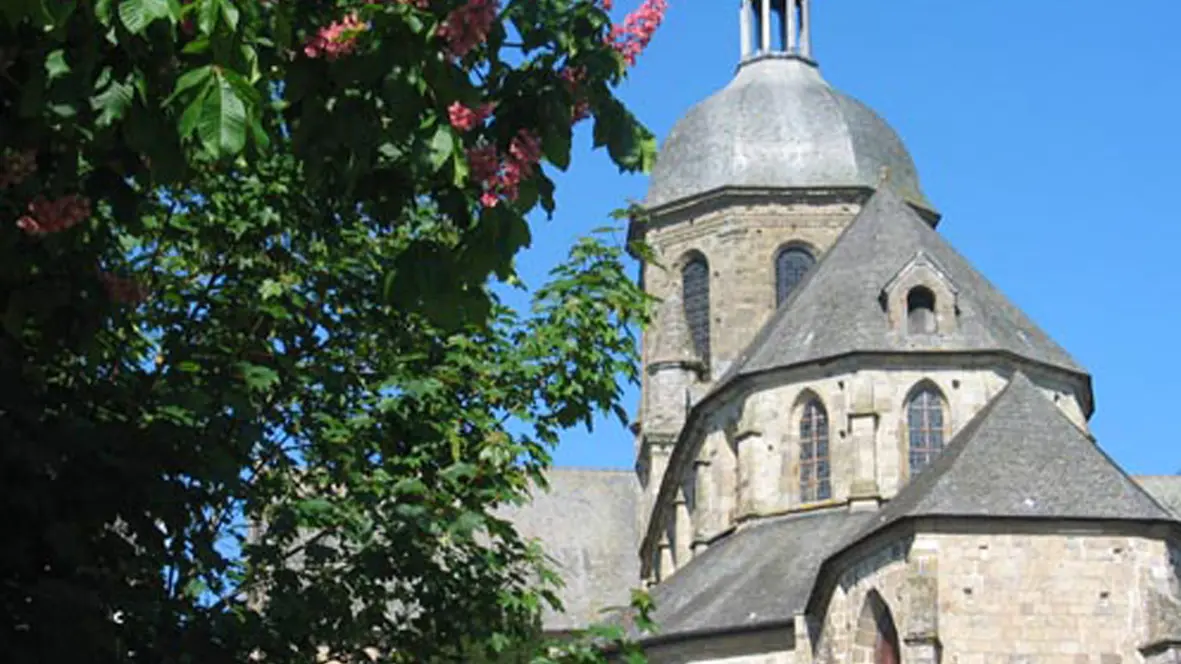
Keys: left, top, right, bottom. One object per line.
{"left": 0, "top": 0, "right": 666, "bottom": 661}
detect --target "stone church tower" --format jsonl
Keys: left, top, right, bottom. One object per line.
{"left": 506, "top": 2, "right": 1181, "bottom": 661}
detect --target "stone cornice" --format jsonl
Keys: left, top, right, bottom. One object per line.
{"left": 628, "top": 185, "right": 941, "bottom": 252}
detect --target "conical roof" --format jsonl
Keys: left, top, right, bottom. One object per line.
{"left": 724, "top": 186, "right": 1086, "bottom": 380}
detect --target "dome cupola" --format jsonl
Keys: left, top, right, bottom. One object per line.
{"left": 646, "top": 0, "right": 930, "bottom": 211}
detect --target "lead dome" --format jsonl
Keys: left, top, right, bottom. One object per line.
{"left": 646, "top": 0, "right": 930, "bottom": 211}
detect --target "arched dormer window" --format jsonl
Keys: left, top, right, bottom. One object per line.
{"left": 775, "top": 245, "right": 815, "bottom": 306}
{"left": 799, "top": 398, "right": 831, "bottom": 502}
{"left": 906, "top": 286, "right": 937, "bottom": 334}
{"left": 906, "top": 384, "right": 947, "bottom": 474}
{"left": 681, "top": 253, "right": 711, "bottom": 365}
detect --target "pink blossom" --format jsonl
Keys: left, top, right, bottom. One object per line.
{"left": 508, "top": 130, "right": 542, "bottom": 175}
{"left": 0, "top": 149, "right": 36, "bottom": 189}
{"left": 15, "top": 194, "right": 91, "bottom": 236}
{"left": 466, "top": 129, "right": 544, "bottom": 208}
{"left": 560, "top": 66, "right": 592, "bottom": 123}
{"left": 304, "top": 13, "right": 368, "bottom": 60}
{"left": 610, "top": 0, "right": 667, "bottom": 66}
{"left": 599, "top": 0, "right": 614, "bottom": 9}
{"left": 447, "top": 101, "right": 496, "bottom": 132}
{"left": 480, "top": 191, "right": 501, "bottom": 208}
{"left": 437, "top": 0, "right": 498, "bottom": 59}
{"left": 466, "top": 144, "right": 500, "bottom": 183}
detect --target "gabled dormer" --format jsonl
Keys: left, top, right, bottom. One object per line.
{"left": 880, "top": 250, "right": 960, "bottom": 336}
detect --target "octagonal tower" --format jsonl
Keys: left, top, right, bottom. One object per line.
{"left": 634, "top": 0, "right": 938, "bottom": 506}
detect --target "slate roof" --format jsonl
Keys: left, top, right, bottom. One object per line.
{"left": 633, "top": 508, "right": 873, "bottom": 640}
{"left": 860, "top": 372, "right": 1174, "bottom": 532}
{"left": 611, "top": 374, "right": 1177, "bottom": 644}
{"left": 498, "top": 468, "right": 641, "bottom": 632}
{"left": 721, "top": 186, "right": 1086, "bottom": 383}
{"left": 1135, "top": 476, "right": 1181, "bottom": 518}
{"left": 646, "top": 56, "right": 928, "bottom": 210}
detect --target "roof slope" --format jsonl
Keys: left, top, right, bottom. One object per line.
{"left": 498, "top": 469, "right": 641, "bottom": 632}
{"left": 637, "top": 509, "right": 873, "bottom": 640}
{"left": 864, "top": 372, "right": 1174, "bottom": 530}
{"left": 724, "top": 186, "right": 1085, "bottom": 380}
{"left": 1135, "top": 476, "right": 1181, "bottom": 518}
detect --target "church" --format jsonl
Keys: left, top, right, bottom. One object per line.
{"left": 506, "top": 1, "right": 1181, "bottom": 662}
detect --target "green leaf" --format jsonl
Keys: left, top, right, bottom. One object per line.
{"left": 166, "top": 64, "right": 213, "bottom": 106}
{"left": 91, "top": 76, "right": 135, "bottom": 126}
{"left": 178, "top": 85, "right": 208, "bottom": 138}
{"left": 197, "top": 72, "right": 248, "bottom": 157}
{"left": 427, "top": 124, "right": 456, "bottom": 173}
{"left": 238, "top": 362, "right": 279, "bottom": 392}
{"left": 196, "top": 0, "right": 217, "bottom": 33}
{"left": 94, "top": 0, "right": 114, "bottom": 24}
{"left": 117, "top": 0, "right": 176, "bottom": 34}
{"left": 219, "top": 0, "right": 239, "bottom": 31}
{"left": 543, "top": 128, "right": 571, "bottom": 171}
{"left": 45, "top": 49, "right": 70, "bottom": 81}
{"left": 181, "top": 37, "right": 210, "bottom": 55}
{"left": 259, "top": 279, "right": 283, "bottom": 300}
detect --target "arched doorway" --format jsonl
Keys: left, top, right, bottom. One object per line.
{"left": 853, "top": 590, "right": 901, "bottom": 664}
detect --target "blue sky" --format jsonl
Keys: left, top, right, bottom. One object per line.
{"left": 510, "top": 1, "right": 1181, "bottom": 476}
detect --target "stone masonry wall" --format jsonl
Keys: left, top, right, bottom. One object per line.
{"left": 815, "top": 525, "right": 1181, "bottom": 664}
{"left": 639, "top": 198, "right": 862, "bottom": 429}
{"left": 813, "top": 534, "right": 912, "bottom": 664}
{"left": 667, "top": 364, "right": 1088, "bottom": 563}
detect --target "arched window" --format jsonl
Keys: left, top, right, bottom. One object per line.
{"left": 682, "top": 254, "right": 711, "bottom": 365}
{"left": 799, "top": 398, "right": 831, "bottom": 502}
{"left": 776, "top": 246, "right": 815, "bottom": 306}
{"left": 906, "top": 286, "right": 937, "bottom": 334}
{"left": 907, "top": 384, "right": 947, "bottom": 474}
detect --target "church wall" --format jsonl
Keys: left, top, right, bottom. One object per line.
{"left": 653, "top": 364, "right": 1090, "bottom": 573}
{"left": 812, "top": 533, "right": 912, "bottom": 664}
{"left": 731, "top": 364, "right": 1083, "bottom": 516}
{"left": 813, "top": 523, "right": 1181, "bottom": 664}
{"left": 931, "top": 528, "right": 1159, "bottom": 662}
{"left": 640, "top": 199, "right": 861, "bottom": 386}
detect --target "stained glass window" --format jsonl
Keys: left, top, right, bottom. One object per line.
{"left": 776, "top": 246, "right": 815, "bottom": 306}
{"left": 907, "top": 385, "right": 946, "bottom": 474}
{"left": 799, "top": 398, "right": 831, "bottom": 502}
{"left": 682, "top": 255, "right": 711, "bottom": 365}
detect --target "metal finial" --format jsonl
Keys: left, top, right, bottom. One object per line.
{"left": 739, "top": 0, "right": 813, "bottom": 61}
